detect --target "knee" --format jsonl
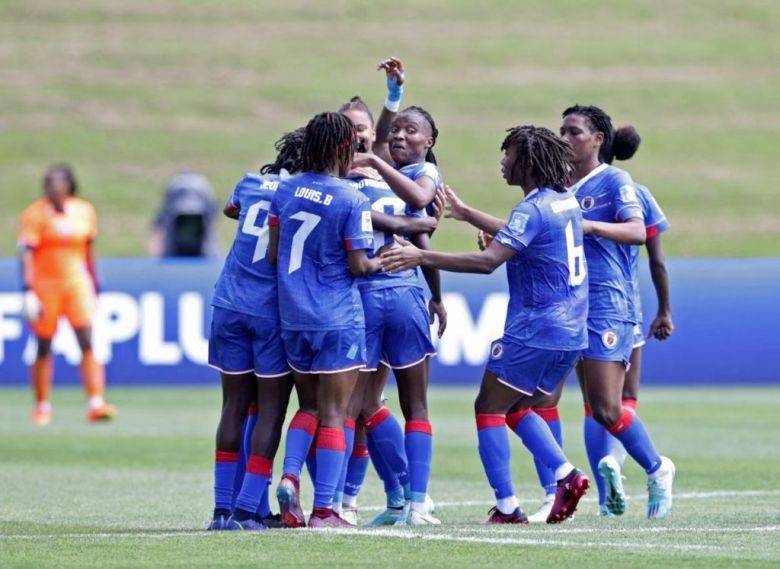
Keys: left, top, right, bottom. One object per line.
{"left": 590, "top": 401, "right": 622, "bottom": 427}
{"left": 36, "top": 340, "right": 52, "bottom": 359}
{"left": 402, "top": 400, "right": 428, "bottom": 421}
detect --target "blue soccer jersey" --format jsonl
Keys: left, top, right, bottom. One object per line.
{"left": 570, "top": 164, "right": 644, "bottom": 323}
{"left": 630, "top": 183, "right": 671, "bottom": 324}
{"left": 351, "top": 176, "right": 423, "bottom": 291}
{"left": 493, "top": 187, "right": 589, "bottom": 351}
{"left": 397, "top": 161, "right": 441, "bottom": 216}
{"left": 212, "top": 172, "right": 285, "bottom": 319}
{"left": 269, "top": 172, "right": 374, "bottom": 331}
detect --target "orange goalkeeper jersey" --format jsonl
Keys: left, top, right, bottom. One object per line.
{"left": 18, "top": 197, "right": 98, "bottom": 286}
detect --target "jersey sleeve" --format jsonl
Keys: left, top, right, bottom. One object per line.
{"left": 612, "top": 173, "right": 644, "bottom": 222}
{"left": 642, "top": 190, "right": 670, "bottom": 238}
{"left": 494, "top": 202, "right": 542, "bottom": 253}
{"left": 18, "top": 205, "right": 42, "bottom": 248}
{"left": 412, "top": 162, "right": 440, "bottom": 185}
{"left": 344, "top": 194, "right": 374, "bottom": 251}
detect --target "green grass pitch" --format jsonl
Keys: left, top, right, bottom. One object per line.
{"left": 1, "top": 1, "right": 778, "bottom": 257}
{"left": 1, "top": 385, "right": 778, "bottom": 567}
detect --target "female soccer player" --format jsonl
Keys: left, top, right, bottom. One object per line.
{"left": 557, "top": 105, "right": 675, "bottom": 520}
{"left": 339, "top": 91, "right": 444, "bottom": 526}
{"left": 383, "top": 125, "right": 590, "bottom": 525}
{"left": 207, "top": 129, "right": 304, "bottom": 531}
{"left": 271, "top": 112, "right": 381, "bottom": 529}
{"left": 18, "top": 164, "right": 115, "bottom": 425}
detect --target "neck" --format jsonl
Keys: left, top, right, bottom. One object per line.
{"left": 570, "top": 156, "right": 602, "bottom": 184}
{"left": 314, "top": 166, "right": 340, "bottom": 177}
{"left": 49, "top": 196, "right": 66, "bottom": 212}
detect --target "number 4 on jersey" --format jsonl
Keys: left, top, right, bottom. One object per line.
{"left": 242, "top": 200, "right": 271, "bottom": 263}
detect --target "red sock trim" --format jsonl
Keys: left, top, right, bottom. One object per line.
{"left": 247, "top": 403, "right": 258, "bottom": 416}
{"left": 505, "top": 408, "right": 532, "bottom": 431}
{"left": 535, "top": 406, "right": 559, "bottom": 422}
{"left": 584, "top": 403, "right": 592, "bottom": 417}
{"left": 247, "top": 455, "right": 273, "bottom": 477}
{"left": 289, "top": 411, "right": 318, "bottom": 436}
{"left": 363, "top": 407, "right": 391, "bottom": 431}
{"left": 215, "top": 450, "right": 239, "bottom": 463}
{"left": 476, "top": 413, "right": 505, "bottom": 430}
{"left": 282, "top": 473, "right": 299, "bottom": 488}
{"left": 622, "top": 397, "right": 638, "bottom": 411}
{"left": 345, "top": 417, "right": 357, "bottom": 430}
{"left": 312, "top": 507, "right": 332, "bottom": 519}
{"left": 607, "top": 408, "right": 636, "bottom": 435}
{"left": 405, "top": 420, "right": 432, "bottom": 435}
{"left": 317, "top": 427, "right": 346, "bottom": 451}
{"left": 352, "top": 443, "right": 370, "bottom": 458}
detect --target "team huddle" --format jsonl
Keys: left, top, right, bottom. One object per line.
{"left": 207, "top": 58, "right": 675, "bottom": 530}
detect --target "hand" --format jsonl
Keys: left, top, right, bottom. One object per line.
{"left": 428, "top": 299, "right": 447, "bottom": 338}
{"left": 351, "top": 152, "right": 375, "bottom": 169}
{"left": 648, "top": 312, "right": 674, "bottom": 340}
{"left": 431, "top": 185, "right": 446, "bottom": 222}
{"left": 380, "top": 235, "right": 423, "bottom": 272}
{"left": 347, "top": 166, "right": 381, "bottom": 180}
{"left": 477, "top": 230, "right": 494, "bottom": 251}
{"left": 419, "top": 216, "right": 438, "bottom": 234}
{"left": 21, "top": 290, "right": 42, "bottom": 322}
{"left": 443, "top": 185, "right": 469, "bottom": 221}
{"left": 377, "top": 57, "right": 405, "bottom": 87}
{"left": 581, "top": 219, "right": 595, "bottom": 234}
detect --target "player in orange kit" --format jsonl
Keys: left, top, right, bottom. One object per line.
{"left": 18, "top": 164, "right": 116, "bottom": 425}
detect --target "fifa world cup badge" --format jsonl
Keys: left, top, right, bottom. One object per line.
{"left": 490, "top": 342, "right": 503, "bottom": 359}
{"left": 508, "top": 211, "right": 529, "bottom": 234}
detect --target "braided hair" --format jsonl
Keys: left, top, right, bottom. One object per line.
{"left": 400, "top": 105, "right": 439, "bottom": 165}
{"left": 501, "top": 126, "right": 573, "bottom": 192}
{"left": 562, "top": 104, "right": 641, "bottom": 164}
{"left": 260, "top": 128, "right": 305, "bottom": 175}
{"left": 44, "top": 164, "right": 79, "bottom": 196}
{"left": 301, "top": 112, "right": 357, "bottom": 174}
{"left": 338, "top": 96, "right": 374, "bottom": 126}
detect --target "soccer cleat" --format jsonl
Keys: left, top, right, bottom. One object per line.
{"left": 527, "top": 494, "right": 555, "bottom": 523}
{"left": 598, "top": 504, "right": 615, "bottom": 517}
{"left": 392, "top": 501, "right": 412, "bottom": 526}
{"left": 277, "top": 476, "right": 306, "bottom": 528}
{"left": 31, "top": 407, "right": 52, "bottom": 427}
{"left": 647, "top": 456, "right": 675, "bottom": 520}
{"left": 308, "top": 511, "right": 355, "bottom": 529}
{"left": 207, "top": 513, "right": 230, "bottom": 531}
{"left": 87, "top": 403, "right": 117, "bottom": 423}
{"left": 547, "top": 468, "right": 590, "bottom": 524}
{"left": 485, "top": 506, "right": 528, "bottom": 524}
{"left": 257, "top": 513, "right": 284, "bottom": 529}
{"left": 424, "top": 493, "right": 435, "bottom": 514}
{"left": 408, "top": 509, "right": 441, "bottom": 526}
{"left": 340, "top": 505, "right": 358, "bottom": 526}
{"left": 598, "top": 455, "right": 627, "bottom": 516}
{"left": 365, "top": 506, "right": 406, "bottom": 526}
{"left": 225, "top": 516, "right": 267, "bottom": 531}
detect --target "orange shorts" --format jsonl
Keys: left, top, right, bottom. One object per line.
{"left": 31, "top": 281, "right": 96, "bottom": 339}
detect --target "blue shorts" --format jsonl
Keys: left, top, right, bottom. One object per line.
{"left": 485, "top": 338, "right": 580, "bottom": 396}
{"left": 208, "top": 307, "right": 289, "bottom": 378}
{"left": 632, "top": 323, "right": 646, "bottom": 349}
{"left": 582, "top": 318, "right": 635, "bottom": 367}
{"left": 361, "top": 286, "right": 436, "bottom": 371}
{"left": 282, "top": 328, "right": 366, "bottom": 374}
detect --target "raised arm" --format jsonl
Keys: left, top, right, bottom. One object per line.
{"left": 444, "top": 185, "right": 506, "bottom": 235}
{"left": 372, "top": 211, "right": 437, "bottom": 235}
{"left": 582, "top": 217, "right": 646, "bottom": 245}
{"left": 373, "top": 57, "right": 405, "bottom": 163}
{"left": 645, "top": 235, "right": 674, "bottom": 340}
{"left": 382, "top": 236, "right": 514, "bottom": 275}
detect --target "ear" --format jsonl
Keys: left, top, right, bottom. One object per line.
{"left": 424, "top": 135, "right": 434, "bottom": 150}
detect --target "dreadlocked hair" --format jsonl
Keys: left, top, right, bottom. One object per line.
{"left": 400, "top": 105, "right": 439, "bottom": 165}
{"left": 301, "top": 112, "right": 357, "bottom": 173}
{"left": 501, "top": 125, "right": 573, "bottom": 192}
{"left": 562, "top": 104, "right": 640, "bottom": 164}
{"left": 338, "top": 96, "right": 374, "bottom": 126}
{"left": 260, "top": 128, "right": 305, "bottom": 175}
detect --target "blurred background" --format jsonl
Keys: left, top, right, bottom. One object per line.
{"left": 2, "top": 0, "right": 778, "bottom": 257}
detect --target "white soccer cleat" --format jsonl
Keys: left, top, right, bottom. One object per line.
{"left": 408, "top": 509, "right": 441, "bottom": 526}
{"left": 340, "top": 505, "right": 358, "bottom": 526}
{"left": 527, "top": 493, "right": 555, "bottom": 523}
{"left": 424, "top": 494, "right": 435, "bottom": 514}
{"left": 647, "top": 456, "right": 675, "bottom": 520}
{"left": 598, "top": 455, "right": 627, "bottom": 516}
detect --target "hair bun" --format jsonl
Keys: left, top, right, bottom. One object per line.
{"left": 613, "top": 125, "right": 641, "bottom": 161}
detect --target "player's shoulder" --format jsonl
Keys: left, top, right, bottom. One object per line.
{"left": 21, "top": 199, "right": 47, "bottom": 218}
{"left": 69, "top": 196, "right": 96, "bottom": 215}
{"left": 400, "top": 160, "right": 439, "bottom": 180}
{"left": 602, "top": 164, "right": 635, "bottom": 189}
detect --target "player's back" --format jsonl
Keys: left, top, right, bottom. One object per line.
{"left": 352, "top": 176, "right": 422, "bottom": 290}
{"left": 498, "top": 188, "right": 588, "bottom": 351}
{"left": 271, "top": 172, "right": 373, "bottom": 331}
{"left": 570, "top": 164, "right": 643, "bottom": 322}
{"left": 212, "top": 173, "right": 282, "bottom": 319}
